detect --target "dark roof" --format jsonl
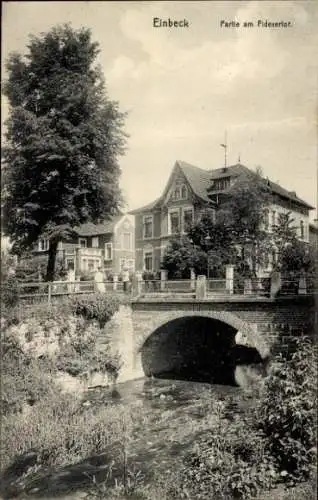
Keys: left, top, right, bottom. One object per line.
{"left": 129, "top": 198, "right": 162, "bottom": 215}
{"left": 130, "top": 161, "right": 314, "bottom": 214}
{"left": 75, "top": 215, "right": 123, "bottom": 237}
{"left": 177, "top": 160, "right": 211, "bottom": 202}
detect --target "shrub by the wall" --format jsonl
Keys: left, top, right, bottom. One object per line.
{"left": 69, "top": 293, "right": 121, "bottom": 328}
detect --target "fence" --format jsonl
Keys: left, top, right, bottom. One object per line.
{"left": 17, "top": 280, "right": 127, "bottom": 305}
{"left": 11, "top": 273, "right": 315, "bottom": 306}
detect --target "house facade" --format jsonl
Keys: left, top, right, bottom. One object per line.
{"left": 36, "top": 214, "right": 135, "bottom": 276}
{"left": 130, "top": 161, "right": 313, "bottom": 275}
{"left": 130, "top": 161, "right": 215, "bottom": 273}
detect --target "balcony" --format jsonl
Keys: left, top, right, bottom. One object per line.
{"left": 77, "top": 247, "right": 103, "bottom": 258}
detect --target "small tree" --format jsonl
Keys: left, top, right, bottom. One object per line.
{"left": 2, "top": 24, "right": 126, "bottom": 280}
{"left": 162, "top": 235, "right": 207, "bottom": 278}
{"left": 270, "top": 212, "right": 312, "bottom": 275}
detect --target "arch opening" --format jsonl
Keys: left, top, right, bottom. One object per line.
{"left": 140, "top": 316, "right": 266, "bottom": 386}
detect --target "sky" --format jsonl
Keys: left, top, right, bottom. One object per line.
{"left": 2, "top": 1, "right": 318, "bottom": 218}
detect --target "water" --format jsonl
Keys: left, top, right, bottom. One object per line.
{"left": 1, "top": 375, "right": 260, "bottom": 499}
{"left": 83, "top": 376, "right": 254, "bottom": 482}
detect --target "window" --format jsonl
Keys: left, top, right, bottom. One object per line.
{"left": 38, "top": 239, "right": 49, "bottom": 251}
{"left": 66, "top": 258, "right": 75, "bottom": 270}
{"left": 143, "top": 215, "right": 153, "bottom": 239}
{"left": 79, "top": 238, "right": 87, "bottom": 248}
{"left": 183, "top": 207, "right": 194, "bottom": 232}
{"left": 181, "top": 185, "right": 188, "bottom": 200}
{"left": 300, "top": 220, "right": 304, "bottom": 239}
{"left": 210, "top": 177, "right": 231, "bottom": 191}
{"left": 105, "top": 242, "right": 113, "bottom": 260}
{"left": 92, "top": 236, "right": 99, "bottom": 248}
{"left": 169, "top": 209, "right": 180, "bottom": 234}
{"left": 123, "top": 232, "right": 132, "bottom": 249}
{"left": 144, "top": 251, "right": 153, "bottom": 271}
{"left": 88, "top": 259, "right": 94, "bottom": 271}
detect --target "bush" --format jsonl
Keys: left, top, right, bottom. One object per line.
{"left": 256, "top": 337, "right": 317, "bottom": 484}
{"left": 1, "top": 333, "right": 58, "bottom": 417}
{"left": 69, "top": 293, "right": 121, "bottom": 328}
{"left": 173, "top": 413, "right": 277, "bottom": 499}
{"left": 1, "top": 278, "right": 19, "bottom": 310}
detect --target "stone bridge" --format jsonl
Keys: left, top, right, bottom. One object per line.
{"left": 107, "top": 295, "right": 316, "bottom": 383}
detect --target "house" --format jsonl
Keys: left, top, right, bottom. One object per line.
{"left": 36, "top": 214, "right": 135, "bottom": 275}
{"left": 130, "top": 160, "right": 314, "bottom": 275}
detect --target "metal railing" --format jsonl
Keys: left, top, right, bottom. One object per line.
{"left": 207, "top": 279, "right": 227, "bottom": 293}
{"left": 16, "top": 280, "right": 128, "bottom": 305}
{"left": 141, "top": 279, "right": 195, "bottom": 294}
{"left": 9, "top": 274, "right": 315, "bottom": 306}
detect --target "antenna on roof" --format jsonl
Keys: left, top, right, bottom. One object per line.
{"left": 220, "top": 131, "right": 227, "bottom": 170}
{"left": 238, "top": 153, "right": 241, "bottom": 163}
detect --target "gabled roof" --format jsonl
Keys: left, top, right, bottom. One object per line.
{"left": 177, "top": 160, "right": 211, "bottom": 202}
{"left": 75, "top": 215, "right": 123, "bottom": 237}
{"left": 130, "top": 160, "right": 314, "bottom": 214}
{"left": 129, "top": 198, "right": 162, "bottom": 215}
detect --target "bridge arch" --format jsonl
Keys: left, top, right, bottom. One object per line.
{"left": 134, "top": 309, "right": 269, "bottom": 358}
{"left": 133, "top": 309, "right": 270, "bottom": 385}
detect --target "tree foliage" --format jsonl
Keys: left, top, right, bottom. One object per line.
{"left": 162, "top": 235, "right": 207, "bottom": 278}
{"left": 2, "top": 24, "right": 126, "bottom": 280}
{"left": 271, "top": 212, "right": 313, "bottom": 275}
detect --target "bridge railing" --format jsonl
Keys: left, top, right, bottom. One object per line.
{"left": 207, "top": 279, "right": 227, "bottom": 293}
{"left": 17, "top": 280, "right": 128, "bottom": 305}
{"left": 140, "top": 279, "right": 194, "bottom": 294}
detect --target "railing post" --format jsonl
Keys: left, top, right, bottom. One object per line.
{"left": 225, "top": 264, "right": 234, "bottom": 295}
{"left": 298, "top": 273, "right": 307, "bottom": 295}
{"left": 132, "top": 271, "right": 143, "bottom": 297}
{"left": 190, "top": 268, "right": 196, "bottom": 290}
{"left": 160, "top": 269, "right": 168, "bottom": 292}
{"left": 270, "top": 271, "right": 281, "bottom": 299}
{"left": 196, "top": 275, "right": 206, "bottom": 300}
{"left": 113, "top": 273, "right": 118, "bottom": 291}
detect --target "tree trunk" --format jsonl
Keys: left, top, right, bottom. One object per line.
{"left": 45, "top": 240, "right": 58, "bottom": 281}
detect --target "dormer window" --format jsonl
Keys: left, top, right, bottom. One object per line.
{"left": 210, "top": 177, "right": 231, "bottom": 191}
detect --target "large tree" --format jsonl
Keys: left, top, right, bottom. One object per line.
{"left": 2, "top": 24, "right": 126, "bottom": 280}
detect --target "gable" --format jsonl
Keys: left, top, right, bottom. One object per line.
{"left": 163, "top": 165, "right": 191, "bottom": 204}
